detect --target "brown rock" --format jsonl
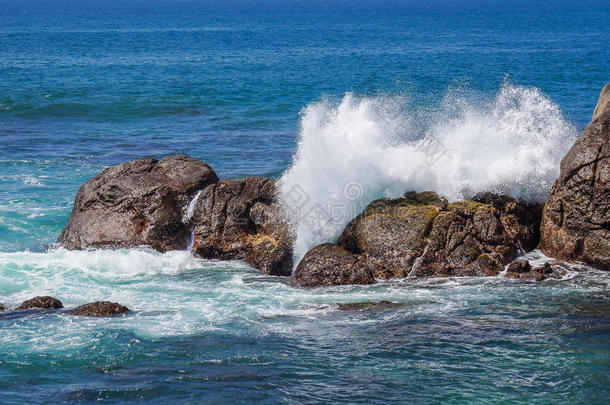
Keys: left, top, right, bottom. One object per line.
{"left": 191, "top": 177, "right": 293, "bottom": 276}
{"left": 533, "top": 262, "right": 554, "bottom": 275}
{"left": 338, "top": 192, "right": 542, "bottom": 279}
{"left": 540, "top": 84, "right": 610, "bottom": 270}
{"left": 68, "top": 301, "right": 130, "bottom": 317}
{"left": 17, "top": 296, "right": 63, "bottom": 310}
{"left": 339, "top": 194, "right": 442, "bottom": 278}
{"left": 58, "top": 155, "right": 218, "bottom": 252}
{"left": 506, "top": 261, "right": 564, "bottom": 281}
{"left": 292, "top": 244, "right": 375, "bottom": 287}
{"left": 593, "top": 83, "right": 610, "bottom": 122}
{"left": 505, "top": 260, "right": 532, "bottom": 278}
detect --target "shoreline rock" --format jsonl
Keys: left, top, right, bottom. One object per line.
{"left": 58, "top": 155, "right": 218, "bottom": 252}
{"left": 336, "top": 191, "right": 541, "bottom": 280}
{"left": 540, "top": 83, "right": 610, "bottom": 270}
{"left": 55, "top": 83, "right": 609, "bottom": 283}
{"left": 190, "top": 177, "right": 293, "bottom": 276}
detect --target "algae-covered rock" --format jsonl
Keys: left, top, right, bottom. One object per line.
{"left": 337, "top": 191, "right": 542, "bottom": 279}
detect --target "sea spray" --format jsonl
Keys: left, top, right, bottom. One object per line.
{"left": 182, "top": 190, "right": 203, "bottom": 251}
{"left": 278, "top": 83, "right": 578, "bottom": 263}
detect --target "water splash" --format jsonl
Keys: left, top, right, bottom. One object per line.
{"left": 278, "top": 82, "right": 578, "bottom": 263}
{"left": 182, "top": 190, "right": 203, "bottom": 251}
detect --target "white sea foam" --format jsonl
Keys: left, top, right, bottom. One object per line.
{"left": 182, "top": 189, "right": 202, "bottom": 223}
{"left": 0, "top": 246, "right": 607, "bottom": 352}
{"left": 278, "top": 82, "right": 578, "bottom": 262}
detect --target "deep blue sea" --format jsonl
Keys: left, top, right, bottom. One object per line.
{"left": 1, "top": 0, "right": 609, "bottom": 403}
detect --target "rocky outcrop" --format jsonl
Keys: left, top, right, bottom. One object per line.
{"left": 68, "top": 301, "right": 130, "bottom": 317}
{"left": 191, "top": 177, "right": 293, "bottom": 276}
{"left": 336, "top": 191, "right": 542, "bottom": 279}
{"left": 540, "top": 84, "right": 610, "bottom": 270}
{"left": 57, "top": 155, "right": 293, "bottom": 276}
{"left": 0, "top": 304, "right": 5, "bottom": 311}
{"left": 292, "top": 244, "right": 375, "bottom": 287}
{"left": 58, "top": 155, "right": 218, "bottom": 252}
{"left": 17, "top": 296, "right": 64, "bottom": 310}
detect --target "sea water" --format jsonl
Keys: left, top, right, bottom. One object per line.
{"left": 1, "top": 0, "right": 609, "bottom": 403}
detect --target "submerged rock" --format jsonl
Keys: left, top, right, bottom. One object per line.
{"left": 17, "top": 296, "right": 63, "bottom": 310}
{"left": 68, "top": 301, "right": 130, "bottom": 317}
{"left": 292, "top": 244, "right": 375, "bottom": 287}
{"left": 191, "top": 177, "right": 293, "bottom": 276}
{"left": 58, "top": 155, "right": 219, "bottom": 252}
{"left": 540, "top": 84, "right": 610, "bottom": 270}
{"left": 337, "top": 301, "right": 403, "bottom": 311}
{"left": 336, "top": 191, "right": 542, "bottom": 279}
{"left": 0, "top": 304, "right": 5, "bottom": 311}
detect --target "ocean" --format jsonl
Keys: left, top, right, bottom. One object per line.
{"left": 0, "top": 0, "right": 609, "bottom": 403}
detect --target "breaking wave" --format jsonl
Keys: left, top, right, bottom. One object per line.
{"left": 279, "top": 82, "right": 578, "bottom": 262}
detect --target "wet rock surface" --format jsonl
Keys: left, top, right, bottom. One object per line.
{"left": 292, "top": 243, "right": 375, "bottom": 287}
{"left": 505, "top": 261, "right": 566, "bottom": 281}
{"left": 58, "top": 155, "right": 219, "bottom": 252}
{"left": 336, "top": 191, "right": 542, "bottom": 280}
{"left": 191, "top": 177, "right": 293, "bottom": 276}
{"left": 68, "top": 301, "right": 130, "bottom": 317}
{"left": 17, "top": 296, "right": 64, "bottom": 310}
{"left": 540, "top": 84, "right": 610, "bottom": 270}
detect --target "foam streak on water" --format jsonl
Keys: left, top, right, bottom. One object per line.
{"left": 279, "top": 83, "right": 578, "bottom": 262}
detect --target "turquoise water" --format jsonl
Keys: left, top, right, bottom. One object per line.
{"left": 1, "top": 0, "right": 609, "bottom": 403}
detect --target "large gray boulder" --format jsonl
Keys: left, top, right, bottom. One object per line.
{"left": 191, "top": 177, "right": 293, "bottom": 276}
{"left": 540, "top": 84, "right": 610, "bottom": 270}
{"left": 58, "top": 155, "right": 218, "bottom": 252}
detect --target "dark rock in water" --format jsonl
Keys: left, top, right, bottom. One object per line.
{"left": 292, "top": 244, "right": 375, "bottom": 287}
{"left": 68, "top": 301, "right": 130, "bottom": 317}
{"left": 506, "top": 261, "right": 563, "bottom": 281}
{"left": 337, "top": 191, "right": 542, "bottom": 279}
{"left": 191, "top": 177, "right": 293, "bottom": 276}
{"left": 58, "top": 155, "right": 219, "bottom": 252}
{"left": 535, "top": 262, "right": 554, "bottom": 275}
{"left": 505, "top": 260, "right": 532, "bottom": 276}
{"left": 540, "top": 84, "right": 610, "bottom": 271}
{"left": 0, "top": 304, "right": 5, "bottom": 311}
{"left": 17, "top": 296, "right": 63, "bottom": 310}
{"left": 337, "top": 301, "right": 402, "bottom": 311}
